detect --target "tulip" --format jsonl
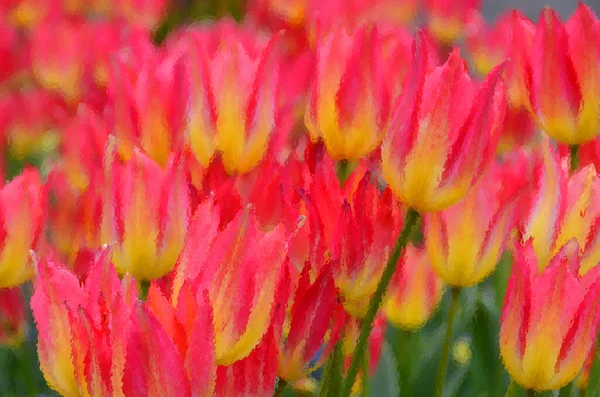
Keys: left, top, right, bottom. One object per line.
{"left": 331, "top": 171, "right": 404, "bottom": 317}
{"left": 530, "top": 5, "right": 600, "bottom": 145}
{"left": 215, "top": 328, "right": 279, "bottom": 397}
{"left": 100, "top": 150, "right": 191, "bottom": 280}
{"left": 2, "top": 90, "right": 65, "bottom": 161}
{"left": 31, "top": 251, "right": 136, "bottom": 397}
{"left": 61, "top": 106, "right": 108, "bottom": 191}
{"left": 500, "top": 240, "right": 600, "bottom": 391}
{"left": 424, "top": 0, "right": 480, "bottom": 44}
{"left": 0, "top": 169, "right": 45, "bottom": 288}
{"left": 383, "top": 245, "right": 443, "bottom": 330}
{"left": 172, "top": 199, "right": 287, "bottom": 365}
{"left": 46, "top": 170, "right": 102, "bottom": 268}
{"left": 127, "top": 283, "right": 216, "bottom": 397}
{"left": 521, "top": 138, "right": 600, "bottom": 274}
{"left": 381, "top": 32, "right": 507, "bottom": 213}
{"left": 0, "top": 288, "right": 26, "bottom": 346}
{"left": 425, "top": 163, "right": 523, "bottom": 287}
{"left": 183, "top": 22, "right": 282, "bottom": 174}
{"left": 277, "top": 263, "right": 345, "bottom": 389}
{"left": 30, "top": 20, "right": 88, "bottom": 102}
{"left": 107, "top": 45, "right": 186, "bottom": 167}
{"left": 305, "top": 26, "right": 396, "bottom": 161}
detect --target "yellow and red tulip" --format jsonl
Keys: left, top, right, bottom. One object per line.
{"left": 277, "top": 263, "right": 345, "bottom": 388}
{"left": 0, "top": 168, "right": 45, "bottom": 288}
{"left": 381, "top": 32, "right": 507, "bottom": 213}
{"left": 500, "top": 240, "right": 600, "bottom": 391}
{"left": 100, "top": 150, "right": 191, "bottom": 280}
{"left": 31, "top": 251, "right": 136, "bottom": 397}
{"left": 530, "top": 4, "right": 600, "bottom": 145}
{"left": 172, "top": 199, "right": 288, "bottom": 365}
{"left": 383, "top": 245, "right": 444, "bottom": 330}
{"left": 183, "top": 22, "right": 283, "bottom": 174}
{"left": 520, "top": 138, "right": 600, "bottom": 274}
{"left": 424, "top": 163, "right": 524, "bottom": 287}
{"left": 331, "top": 171, "right": 404, "bottom": 317}
{"left": 305, "top": 26, "right": 396, "bottom": 161}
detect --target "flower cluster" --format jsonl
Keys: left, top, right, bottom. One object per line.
{"left": 2, "top": 0, "right": 600, "bottom": 396}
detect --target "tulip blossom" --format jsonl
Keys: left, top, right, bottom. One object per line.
{"left": 0, "top": 169, "right": 45, "bottom": 288}
{"left": 464, "top": 11, "right": 537, "bottom": 152}
{"left": 0, "top": 288, "right": 26, "bottom": 346}
{"left": 172, "top": 199, "right": 288, "bottom": 365}
{"left": 381, "top": 32, "right": 507, "bottom": 213}
{"left": 424, "top": 0, "right": 480, "bottom": 43}
{"left": 331, "top": 171, "right": 404, "bottom": 317}
{"left": 100, "top": 150, "right": 191, "bottom": 280}
{"left": 500, "top": 240, "right": 600, "bottom": 391}
{"left": 107, "top": 44, "right": 187, "bottom": 167}
{"left": 127, "top": 283, "right": 216, "bottom": 397}
{"left": 305, "top": 26, "right": 400, "bottom": 161}
{"left": 183, "top": 22, "right": 282, "bottom": 174}
{"left": 46, "top": 170, "right": 102, "bottom": 268}
{"left": 277, "top": 263, "right": 345, "bottom": 389}
{"left": 425, "top": 163, "right": 523, "bottom": 287}
{"left": 530, "top": 5, "right": 600, "bottom": 145}
{"left": 384, "top": 245, "right": 443, "bottom": 330}
{"left": 31, "top": 251, "right": 137, "bottom": 397}
{"left": 521, "top": 138, "right": 600, "bottom": 274}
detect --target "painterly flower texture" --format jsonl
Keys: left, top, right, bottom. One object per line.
{"left": 500, "top": 240, "right": 600, "bottom": 391}
{"left": 0, "top": 288, "right": 26, "bottom": 346}
{"left": 381, "top": 32, "right": 507, "bottom": 213}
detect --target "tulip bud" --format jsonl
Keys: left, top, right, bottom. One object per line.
{"left": 0, "top": 169, "right": 44, "bottom": 288}
{"left": 425, "top": 163, "right": 523, "bottom": 287}
{"left": 530, "top": 5, "right": 600, "bottom": 144}
{"left": 184, "top": 22, "right": 282, "bottom": 174}
{"left": 101, "top": 150, "right": 191, "bottom": 280}
{"left": 384, "top": 245, "right": 443, "bottom": 330}
{"left": 500, "top": 240, "right": 600, "bottom": 391}
{"left": 381, "top": 32, "right": 507, "bottom": 213}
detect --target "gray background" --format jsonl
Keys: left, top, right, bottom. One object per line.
{"left": 483, "top": 0, "right": 599, "bottom": 19}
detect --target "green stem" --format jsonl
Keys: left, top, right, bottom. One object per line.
{"left": 393, "top": 329, "right": 414, "bottom": 396}
{"left": 319, "top": 337, "right": 344, "bottom": 397}
{"left": 570, "top": 144, "right": 580, "bottom": 173}
{"left": 558, "top": 382, "right": 574, "bottom": 397}
{"left": 336, "top": 160, "right": 353, "bottom": 187}
{"left": 340, "top": 209, "right": 421, "bottom": 397}
{"left": 274, "top": 378, "right": 288, "bottom": 397}
{"left": 139, "top": 280, "right": 151, "bottom": 301}
{"left": 504, "top": 379, "right": 519, "bottom": 397}
{"left": 434, "top": 287, "right": 462, "bottom": 397}
{"left": 526, "top": 389, "right": 538, "bottom": 397}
